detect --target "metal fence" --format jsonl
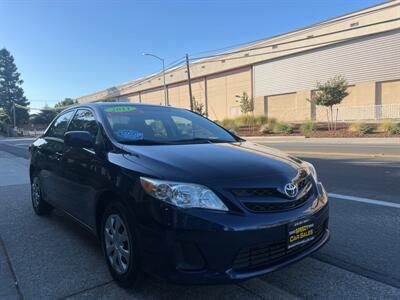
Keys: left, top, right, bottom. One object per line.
{"left": 316, "top": 103, "right": 400, "bottom": 122}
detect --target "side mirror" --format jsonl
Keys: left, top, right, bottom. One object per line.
{"left": 64, "top": 131, "right": 93, "bottom": 148}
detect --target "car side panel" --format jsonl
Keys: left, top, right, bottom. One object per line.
{"left": 59, "top": 146, "right": 107, "bottom": 228}
{"left": 33, "top": 137, "right": 66, "bottom": 205}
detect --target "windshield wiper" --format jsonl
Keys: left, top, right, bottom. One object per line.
{"left": 118, "top": 139, "right": 172, "bottom": 145}
{"left": 169, "top": 138, "right": 232, "bottom": 144}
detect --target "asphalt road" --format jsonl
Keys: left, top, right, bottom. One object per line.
{"left": 0, "top": 138, "right": 399, "bottom": 299}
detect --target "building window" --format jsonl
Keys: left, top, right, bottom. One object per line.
{"left": 272, "top": 45, "right": 278, "bottom": 49}
{"left": 350, "top": 22, "right": 359, "bottom": 27}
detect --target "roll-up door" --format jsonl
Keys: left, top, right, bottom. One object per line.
{"left": 254, "top": 29, "right": 400, "bottom": 97}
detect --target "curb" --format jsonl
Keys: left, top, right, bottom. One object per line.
{"left": 243, "top": 136, "right": 306, "bottom": 140}
{"left": 286, "top": 150, "right": 400, "bottom": 159}
{"left": 243, "top": 136, "right": 400, "bottom": 144}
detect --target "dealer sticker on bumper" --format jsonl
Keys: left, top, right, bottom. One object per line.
{"left": 287, "top": 218, "right": 315, "bottom": 249}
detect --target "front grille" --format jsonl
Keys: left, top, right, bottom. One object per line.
{"left": 232, "top": 174, "right": 311, "bottom": 198}
{"left": 232, "top": 221, "right": 327, "bottom": 271}
{"left": 231, "top": 188, "right": 281, "bottom": 198}
{"left": 243, "top": 188, "right": 313, "bottom": 212}
{"left": 232, "top": 176, "right": 314, "bottom": 213}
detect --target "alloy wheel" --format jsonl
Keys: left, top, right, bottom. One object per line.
{"left": 31, "top": 178, "right": 41, "bottom": 209}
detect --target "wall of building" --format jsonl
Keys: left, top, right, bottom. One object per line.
{"left": 254, "top": 29, "right": 400, "bottom": 97}
{"left": 167, "top": 78, "right": 206, "bottom": 110}
{"left": 76, "top": 1, "right": 400, "bottom": 122}
{"left": 119, "top": 92, "right": 140, "bottom": 102}
{"left": 77, "top": 1, "right": 400, "bottom": 104}
{"left": 140, "top": 88, "right": 164, "bottom": 105}
{"left": 264, "top": 90, "right": 312, "bottom": 122}
{"left": 206, "top": 66, "right": 252, "bottom": 120}
{"left": 377, "top": 79, "right": 400, "bottom": 105}
{"left": 129, "top": 66, "right": 251, "bottom": 120}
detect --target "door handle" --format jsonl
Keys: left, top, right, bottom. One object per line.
{"left": 55, "top": 152, "right": 63, "bottom": 160}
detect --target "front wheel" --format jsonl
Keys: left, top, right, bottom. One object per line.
{"left": 31, "top": 175, "right": 53, "bottom": 216}
{"left": 101, "top": 202, "right": 142, "bottom": 288}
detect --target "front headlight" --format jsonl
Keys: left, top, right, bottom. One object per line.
{"left": 140, "top": 177, "right": 228, "bottom": 211}
{"left": 306, "top": 162, "right": 318, "bottom": 182}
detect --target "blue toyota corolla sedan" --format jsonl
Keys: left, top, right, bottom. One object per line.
{"left": 29, "top": 102, "right": 329, "bottom": 288}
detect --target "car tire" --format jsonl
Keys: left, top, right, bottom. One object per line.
{"left": 101, "top": 201, "right": 142, "bottom": 288}
{"left": 31, "top": 175, "right": 53, "bottom": 216}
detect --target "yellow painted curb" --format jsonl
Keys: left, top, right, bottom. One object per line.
{"left": 286, "top": 150, "right": 400, "bottom": 159}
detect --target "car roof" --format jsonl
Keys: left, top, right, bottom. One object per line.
{"left": 60, "top": 102, "right": 181, "bottom": 114}
{"left": 76, "top": 102, "right": 177, "bottom": 110}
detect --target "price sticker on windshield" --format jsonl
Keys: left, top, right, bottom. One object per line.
{"left": 104, "top": 106, "right": 137, "bottom": 113}
{"left": 116, "top": 130, "right": 144, "bottom": 141}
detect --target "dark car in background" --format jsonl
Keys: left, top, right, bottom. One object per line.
{"left": 29, "top": 103, "right": 329, "bottom": 287}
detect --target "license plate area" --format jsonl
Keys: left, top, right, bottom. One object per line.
{"left": 287, "top": 218, "right": 315, "bottom": 249}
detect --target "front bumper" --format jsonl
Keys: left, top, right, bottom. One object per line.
{"left": 139, "top": 183, "right": 329, "bottom": 284}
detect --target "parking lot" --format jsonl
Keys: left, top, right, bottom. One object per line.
{"left": 0, "top": 137, "right": 399, "bottom": 300}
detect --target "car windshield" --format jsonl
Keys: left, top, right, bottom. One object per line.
{"left": 101, "top": 104, "right": 238, "bottom": 145}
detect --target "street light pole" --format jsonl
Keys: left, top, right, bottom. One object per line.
{"left": 143, "top": 53, "right": 168, "bottom": 106}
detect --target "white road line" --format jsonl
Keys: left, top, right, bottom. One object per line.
{"left": 328, "top": 193, "right": 400, "bottom": 209}
{"left": 0, "top": 138, "right": 35, "bottom": 142}
{"left": 14, "top": 143, "right": 30, "bottom": 147}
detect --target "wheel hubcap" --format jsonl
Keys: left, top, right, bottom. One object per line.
{"left": 31, "top": 180, "right": 41, "bottom": 208}
{"left": 104, "top": 214, "right": 131, "bottom": 274}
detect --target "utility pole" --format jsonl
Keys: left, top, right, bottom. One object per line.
{"left": 13, "top": 102, "right": 16, "bottom": 129}
{"left": 185, "top": 53, "right": 193, "bottom": 111}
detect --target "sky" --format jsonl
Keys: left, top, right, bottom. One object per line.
{"left": 0, "top": 0, "right": 384, "bottom": 109}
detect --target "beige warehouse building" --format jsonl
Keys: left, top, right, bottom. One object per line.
{"left": 78, "top": 0, "right": 400, "bottom": 122}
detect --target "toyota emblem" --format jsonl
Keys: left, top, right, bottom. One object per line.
{"left": 284, "top": 183, "right": 298, "bottom": 198}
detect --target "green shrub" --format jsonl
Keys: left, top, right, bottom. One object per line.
{"left": 349, "top": 123, "right": 373, "bottom": 134}
{"left": 234, "top": 115, "right": 270, "bottom": 126}
{"left": 299, "top": 120, "right": 317, "bottom": 133}
{"left": 254, "top": 115, "right": 268, "bottom": 125}
{"left": 348, "top": 122, "right": 362, "bottom": 132}
{"left": 220, "top": 118, "right": 239, "bottom": 131}
{"left": 273, "top": 122, "right": 294, "bottom": 134}
{"left": 259, "top": 124, "right": 271, "bottom": 134}
{"left": 378, "top": 120, "right": 398, "bottom": 133}
{"left": 267, "top": 117, "right": 277, "bottom": 126}
{"left": 388, "top": 126, "right": 400, "bottom": 135}
{"left": 359, "top": 123, "right": 373, "bottom": 134}
{"left": 235, "top": 115, "right": 255, "bottom": 127}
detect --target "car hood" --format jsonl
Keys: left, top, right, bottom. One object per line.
{"left": 121, "top": 141, "right": 307, "bottom": 186}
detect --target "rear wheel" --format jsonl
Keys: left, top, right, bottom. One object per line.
{"left": 31, "top": 175, "right": 53, "bottom": 216}
{"left": 101, "top": 202, "right": 142, "bottom": 288}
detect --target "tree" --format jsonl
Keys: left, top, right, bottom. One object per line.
{"left": 309, "top": 75, "right": 349, "bottom": 131}
{"left": 236, "top": 92, "right": 254, "bottom": 115}
{"left": 0, "top": 48, "right": 30, "bottom": 126}
{"left": 192, "top": 96, "right": 206, "bottom": 116}
{"left": 30, "top": 105, "right": 57, "bottom": 125}
{"left": 0, "top": 107, "right": 10, "bottom": 133}
{"left": 55, "top": 98, "right": 76, "bottom": 110}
